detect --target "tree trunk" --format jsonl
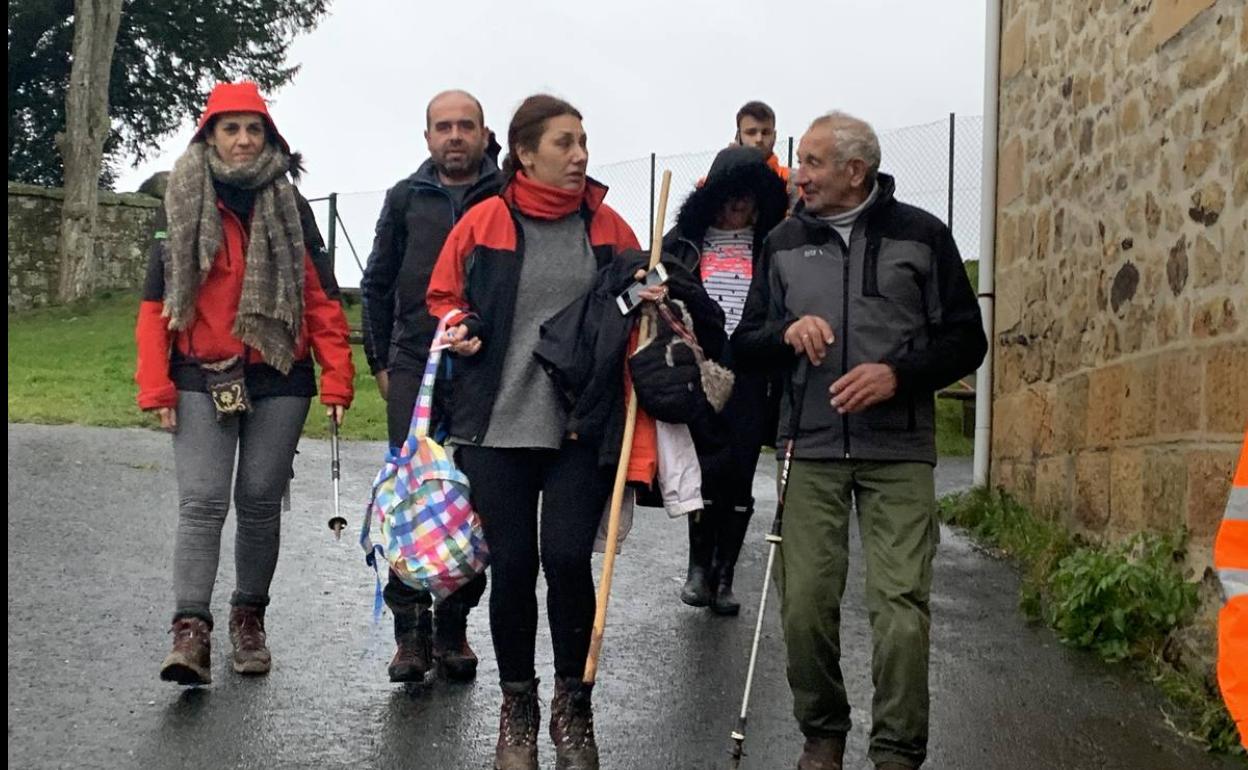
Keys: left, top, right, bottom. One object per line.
{"left": 56, "top": 0, "right": 124, "bottom": 304}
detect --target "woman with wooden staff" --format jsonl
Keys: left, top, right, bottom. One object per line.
{"left": 426, "top": 94, "right": 644, "bottom": 770}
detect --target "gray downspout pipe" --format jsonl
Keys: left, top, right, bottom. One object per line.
{"left": 974, "top": 0, "right": 1002, "bottom": 487}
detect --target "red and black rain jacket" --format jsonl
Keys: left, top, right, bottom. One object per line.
{"left": 426, "top": 175, "right": 639, "bottom": 444}
{"left": 134, "top": 192, "right": 355, "bottom": 411}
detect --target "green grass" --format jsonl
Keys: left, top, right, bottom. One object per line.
{"left": 7, "top": 291, "right": 387, "bottom": 441}
{"left": 8, "top": 291, "right": 976, "bottom": 455}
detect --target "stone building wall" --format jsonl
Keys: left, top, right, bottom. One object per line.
{"left": 8, "top": 182, "right": 161, "bottom": 311}
{"left": 992, "top": 0, "right": 1248, "bottom": 561}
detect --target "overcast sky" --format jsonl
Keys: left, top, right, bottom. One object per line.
{"left": 114, "top": 0, "right": 989, "bottom": 283}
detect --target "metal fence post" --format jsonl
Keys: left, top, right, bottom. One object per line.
{"left": 787, "top": 136, "right": 794, "bottom": 168}
{"left": 947, "top": 113, "right": 955, "bottom": 229}
{"left": 327, "top": 192, "right": 339, "bottom": 272}
{"left": 649, "top": 152, "right": 657, "bottom": 245}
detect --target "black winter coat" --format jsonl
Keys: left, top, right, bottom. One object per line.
{"left": 534, "top": 250, "right": 726, "bottom": 469}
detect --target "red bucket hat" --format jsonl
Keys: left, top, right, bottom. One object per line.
{"left": 193, "top": 81, "right": 291, "bottom": 155}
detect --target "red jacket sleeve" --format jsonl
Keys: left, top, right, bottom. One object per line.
{"left": 427, "top": 214, "right": 481, "bottom": 328}
{"left": 135, "top": 300, "right": 177, "bottom": 410}
{"left": 135, "top": 213, "right": 177, "bottom": 411}
{"left": 302, "top": 253, "right": 355, "bottom": 407}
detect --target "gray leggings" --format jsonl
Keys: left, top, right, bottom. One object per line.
{"left": 171, "top": 391, "right": 310, "bottom": 625}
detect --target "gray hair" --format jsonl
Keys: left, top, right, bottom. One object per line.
{"left": 809, "top": 111, "right": 881, "bottom": 178}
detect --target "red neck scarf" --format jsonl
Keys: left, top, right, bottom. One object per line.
{"left": 503, "top": 171, "right": 607, "bottom": 220}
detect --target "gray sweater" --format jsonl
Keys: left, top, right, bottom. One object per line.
{"left": 481, "top": 212, "right": 597, "bottom": 448}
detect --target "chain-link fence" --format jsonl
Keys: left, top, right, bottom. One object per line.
{"left": 310, "top": 114, "right": 983, "bottom": 289}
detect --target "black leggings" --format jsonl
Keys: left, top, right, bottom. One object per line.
{"left": 458, "top": 441, "right": 613, "bottom": 683}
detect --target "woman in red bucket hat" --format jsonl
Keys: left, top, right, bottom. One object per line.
{"left": 135, "top": 81, "right": 354, "bottom": 685}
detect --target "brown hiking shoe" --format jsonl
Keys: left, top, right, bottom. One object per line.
{"left": 495, "top": 679, "right": 540, "bottom": 770}
{"left": 388, "top": 614, "right": 433, "bottom": 683}
{"left": 797, "top": 734, "right": 845, "bottom": 770}
{"left": 160, "top": 617, "right": 212, "bottom": 685}
{"left": 550, "top": 677, "right": 598, "bottom": 770}
{"left": 228, "top": 604, "right": 271, "bottom": 675}
{"left": 433, "top": 602, "right": 478, "bottom": 681}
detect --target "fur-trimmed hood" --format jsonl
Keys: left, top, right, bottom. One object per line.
{"left": 671, "top": 145, "right": 788, "bottom": 246}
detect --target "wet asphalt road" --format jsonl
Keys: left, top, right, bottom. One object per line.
{"left": 7, "top": 423, "right": 1242, "bottom": 770}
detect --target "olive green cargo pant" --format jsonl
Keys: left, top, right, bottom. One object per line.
{"left": 776, "top": 459, "right": 938, "bottom": 769}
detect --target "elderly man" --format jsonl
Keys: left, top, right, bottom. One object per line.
{"left": 733, "top": 112, "right": 987, "bottom": 770}
{"left": 360, "top": 89, "right": 501, "bottom": 684}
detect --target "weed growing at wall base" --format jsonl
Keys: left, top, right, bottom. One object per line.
{"left": 939, "top": 487, "right": 1243, "bottom": 755}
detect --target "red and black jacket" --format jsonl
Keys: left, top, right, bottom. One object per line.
{"left": 134, "top": 190, "right": 355, "bottom": 411}
{"left": 426, "top": 175, "right": 640, "bottom": 444}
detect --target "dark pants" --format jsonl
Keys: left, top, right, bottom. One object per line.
{"left": 699, "top": 370, "right": 769, "bottom": 556}
{"left": 382, "top": 365, "right": 485, "bottom": 622}
{"left": 458, "top": 441, "right": 613, "bottom": 683}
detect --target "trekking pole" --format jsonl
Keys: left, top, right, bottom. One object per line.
{"left": 327, "top": 414, "right": 347, "bottom": 540}
{"left": 583, "top": 169, "right": 673, "bottom": 685}
{"left": 729, "top": 358, "right": 810, "bottom": 767}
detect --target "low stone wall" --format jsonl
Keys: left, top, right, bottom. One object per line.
{"left": 8, "top": 182, "right": 161, "bottom": 311}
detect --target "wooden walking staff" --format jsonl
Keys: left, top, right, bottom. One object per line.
{"left": 583, "top": 169, "right": 673, "bottom": 685}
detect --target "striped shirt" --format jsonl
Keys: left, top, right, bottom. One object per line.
{"left": 700, "top": 227, "right": 754, "bottom": 334}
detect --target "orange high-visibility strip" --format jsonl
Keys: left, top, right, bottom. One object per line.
{"left": 1216, "top": 520, "right": 1248, "bottom": 571}
{"left": 1237, "top": 431, "right": 1248, "bottom": 487}
{"left": 1218, "top": 597, "right": 1248, "bottom": 749}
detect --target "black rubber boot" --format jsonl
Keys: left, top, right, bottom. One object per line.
{"left": 711, "top": 500, "right": 754, "bottom": 616}
{"left": 680, "top": 511, "right": 715, "bottom": 607}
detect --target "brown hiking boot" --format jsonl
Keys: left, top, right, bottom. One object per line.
{"left": 160, "top": 617, "right": 212, "bottom": 685}
{"left": 495, "top": 679, "right": 540, "bottom": 770}
{"left": 797, "top": 734, "right": 845, "bottom": 770}
{"left": 433, "top": 601, "right": 478, "bottom": 681}
{"left": 550, "top": 677, "right": 598, "bottom": 770}
{"left": 228, "top": 604, "right": 271, "bottom": 675}
{"left": 388, "top": 609, "right": 433, "bottom": 683}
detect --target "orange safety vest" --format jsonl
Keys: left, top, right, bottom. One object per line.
{"left": 1215, "top": 428, "right": 1248, "bottom": 749}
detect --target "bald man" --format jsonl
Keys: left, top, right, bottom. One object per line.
{"left": 361, "top": 89, "right": 502, "bottom": 684}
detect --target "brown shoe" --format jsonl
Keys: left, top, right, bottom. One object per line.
{"left": 160, "top": 617, "right": 212, "bottom": 685}
{"left": 433, "top": 601, "right": 478, "bottom": 681}
{"left": 228, "top": 604, "right": 271, "bottom": 675}
{"left": 550, "top": 677, "right": 599, "bottom": 770}
{"left": 388, "top": 611, "right": 433, "bottom": 683}
{"left": 495, "top": 679, "right": 540, "bottom": 770}
{"left": 797, "top": 734, "right": 845, "bottom": 770}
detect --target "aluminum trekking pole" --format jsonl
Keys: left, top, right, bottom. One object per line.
{"left": 729, "top": 358, "right": 810, "bottom": 767}
{"left": 327, "top": 414, "right": 347, "bottom": 540}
